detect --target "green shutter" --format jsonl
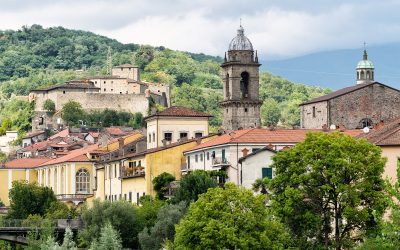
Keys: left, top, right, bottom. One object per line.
{"left": 262, "top": 167, "right": 273, "bottom": 179}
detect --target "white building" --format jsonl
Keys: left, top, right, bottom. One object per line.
{"left": 0, "top": 131, "right": 18, "bottom": 154}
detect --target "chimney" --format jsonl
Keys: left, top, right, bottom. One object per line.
{"left": 322, "top": 124, "right": 329, "bottom": 132}
{"left": 242, "top": 148, "right": 249, "bottom": 157}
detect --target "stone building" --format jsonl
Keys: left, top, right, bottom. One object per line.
{"left": 300, "top": 50, "right": 400, "bottom": 129}
{"left": 30, "top": 65, "right": 170, "bottom": 131}
{"left": 220, "top": 26, "right": 262, "bottom": 131}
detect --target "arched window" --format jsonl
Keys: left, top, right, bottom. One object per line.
{"left": 225, "top": 74, "right": 230, "bottom": 99}
{"left": 358, "top": 118, "right": 373, "bottom": 128}
{"left": 76, "top": 168, "right": 90, "bottom": 194}
{"left": 240, "top": 72, "right": 249, "bottom": 98}
{"left": 366, "top": 71, "right": 370, "bottom": 79}
{"left": 357, "top": 71, "right": 360, "bottom": 79}
{"left": 360, "top": 70, "right": 365, "bottom": 79}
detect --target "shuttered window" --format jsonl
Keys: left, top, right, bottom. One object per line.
{"left": 262, "top": 167, "right": 273, "bottom": 179}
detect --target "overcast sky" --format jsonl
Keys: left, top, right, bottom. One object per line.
{"left": 1, "top": 0, "right": 400, "bottom": 60}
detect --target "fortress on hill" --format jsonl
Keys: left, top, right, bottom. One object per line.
{"left": 29, "top": 64, "right": 170, "bottom": 131}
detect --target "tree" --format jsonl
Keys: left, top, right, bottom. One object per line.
{"left": 260, "top": 98, "right": 281, "bottom": 126}
{"left": 172, "top": 83, "right": 206, "bottom": 112}
{"left": 61, "top": 100, "right": 85, "bottom": 126}
{"left": 152, "top": 172, "right": 176, "bottom": 200}
{"left": 134, "top": 45, "right": 155, "bottom": 70}
{"left": 173, "top": 170, "right": 217, "bottom": 203}
{"left": 139, "top": 202, "right": 188, "bottom": 250}
{"left": 252, "top": 177, "right": 270, "bottom": 194}
{"left": 79, "top": 200, "right": 140, "bottom": 249}
{"left": 89, "top": 222, "right": 122, "bottom": 250}
{"left": 61, "top": 227, "right": 77, "bottom": 250}
{"left": 174, "top": 183, "right": 291, "bottom": 249}
{"left": 43, "top": 99, "right": 56, "bottom": 114}
{"left": 269, "top": 132, "right": 387, "bottom": 249}
{"left": 8, "top": 181, "right": 57, "bottom": 219}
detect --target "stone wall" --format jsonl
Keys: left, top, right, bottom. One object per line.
{"left": 301, "top": 101, "right": 328, "bottom": 129}
{"left": 221, "top": 101, "right": 261, "bottom": 130}
{"left": 301, "top": 83, "right": 400, "bottom": 129}
{"left": 329, "top": 83, "right": 400, "bottom": 129}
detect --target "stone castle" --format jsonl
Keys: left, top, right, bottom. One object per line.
{"left": 29, "top": 64, "right": 170, "bottom": 131}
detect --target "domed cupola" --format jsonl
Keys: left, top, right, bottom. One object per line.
{"left": 228, "top": 25, "right": 253, "bottom": 51}
{"left": 356, "top": 49, "right": 375, "bottom": 85}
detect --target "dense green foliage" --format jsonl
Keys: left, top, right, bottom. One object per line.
{"left": 173, "top": 170, "right": 218, "bottom": 203}
{"left": 139, "top": 202, "right": 188, "bottom": 250}
{"left": 152, "top": 172, "right": 176, "bottom": 200}
{"left": 269, "top": 132, "right": 387, "bottom": 249}
{"left": 42, "top": 99, "right": 55, "bottom": 113}
{"left": 174, "top": 183, "right": 291, "bottom": 249}
{"left": 79, "top": 198, "right": 164, "bottom": 249}
{"left": 89, "top": 223, "right": 122, "bottom": 250}
{"left": 7, "top": 181, "right": 58, "bottom": 219}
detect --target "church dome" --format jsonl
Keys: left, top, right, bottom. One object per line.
{"left": 356, "top": 50, "right": 374, "bottom": 69}
{"left": 228, "top": 26, "right": 253, "bottom": 51}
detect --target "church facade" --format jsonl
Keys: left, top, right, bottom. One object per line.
{"left": 300, "top": 50, "right": 400, "bottom": 129}
{"left": 220, "top": 26, "right": 262, "bottom": 131}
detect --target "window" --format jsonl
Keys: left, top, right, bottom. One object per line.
{"left": 200, "top": 153, "right": 203, "bottom": 161}
{"left": 207, "top": 152, "right": 210, "bottom": 160}
{"left": 76, "top": 168, "right": 90, "bottom": 194}
{"left": 195, "top": 154, "right": 198, "bottom": 162}
{"left": 63, "top": 91, "right": 66, "bottom": 94}
{"left": 164, "top": 132, "right": 172, "bottom": 141}
{"left": 104, "top": 81, "right": 106, "bottom": 84}
{"left": 104, "top": 88, "right": 106, "bottom": 91}
{"left": 187, "top": 156, "right": 191, "bottom": 168}
{"left": 195, "top": 132, "right": 203, "bottom": 138}
{"left": 114, "top": 165, "right": 117, "bottom": 178}
{"left": 244, "top": 108, "right": 248, "bottom": 112}
{"left": 152, "top": 132, "right": 155, "bottom": 142}
{"left": 225, "top": 73, "right": 230, "bottom": 99}
{"left": 222, "top": 149, "right": 226, "bottom": 162}
{"left": 180, "top": 132, "right": 188, "bottom": 139}
{"left": 137, "top": 193, "right": 140, "bottom": 205}
{"left": 111, "top": 89, "right": 113, "bottom": 92}
{"left": 262, "top": 167, "right": 273, "bottom": 179}
{"left": 240, "top": 71, "right": 249, "bottom": 98}
{"left": 312, "top": 106, "right": 316, "bottom": 118}
{"left": 138, "top": 160, "right": 141, "bottom": 166}
{"left": 148, "top": 134, "right": 151, "bottom": 143}
{"left": 212, "top": 151, "right": 215, "bottom": 158}
{"left": 129, "top": 192, "right": 132, "bottom": 201}
{"left": 124, "top": 194, "right": 127, "bottom": 200}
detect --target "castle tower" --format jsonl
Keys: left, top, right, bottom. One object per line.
{"left": 220, "top": 25, "right": 262, "bottom": 131}
{"left": 356, "top": 49, "right": 374, "bottom": 84}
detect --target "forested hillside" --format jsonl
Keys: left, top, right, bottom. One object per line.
{"left": 0, "top": 25, "right": 330, "bottom": 136}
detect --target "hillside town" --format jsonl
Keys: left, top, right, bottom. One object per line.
{"left": 0, "top": 24, "right": 400, "bottom": 249}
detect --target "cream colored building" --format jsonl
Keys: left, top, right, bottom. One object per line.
{"left": 145, "top": 106, "right": 212, "bottom": 149}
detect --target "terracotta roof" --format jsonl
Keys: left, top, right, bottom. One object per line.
{"left": 358, "top": 118, "right": 400, "bottom": 146}
{"left": 238, "top": 146, "right": 276, "bottom": 163}
{"left": 2, "top": 158, "right": 51, "bottom": 169}
{"left": 145, "top": 106, "right": 212, "bottom": 120}
{"left": 300, "top": 82, "right": 399, "bottom": 106}
{"left": 39, "top": 144, "right": 98, "bottom": 166}
{"left": 186, "top": 128, "right": 362, "bottom": 152}
{"left": 88, "top": 131, "right": 99, "bottom": 138}
{"left": 22, "top": 140, "right": 49, "bottom": 152}
{"left": 104, "top": 127, "right": 127, "bottom": 136}
{"left": 49, "top": 128, "right": 69, "bottom": 140}
{"left": 22, "top": 130, "right": 45, "bottom": 139}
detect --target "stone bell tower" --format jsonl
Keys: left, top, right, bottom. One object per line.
{"left": 220, "top": 25, "right": 262, "bottom": 131}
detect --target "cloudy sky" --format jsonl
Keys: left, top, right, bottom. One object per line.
{"left": 1, "top": 0, "right": 400, "bottom": 60}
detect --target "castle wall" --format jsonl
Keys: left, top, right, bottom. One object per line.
{"left": 90, "top": 78, "right": 143, "bottom": 95}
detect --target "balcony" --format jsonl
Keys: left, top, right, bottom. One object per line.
{"left": 56, "top": 194, "right": 92, "bottom": 203}
{"left": 212, "top": 157, "right": 230, "bottom": 168}
{"left": 122, "top": 166, "right": 145, "bottom": 178}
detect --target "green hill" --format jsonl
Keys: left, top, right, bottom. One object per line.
{"left": 0, "top": 25, "right": 329, "bottom": 137}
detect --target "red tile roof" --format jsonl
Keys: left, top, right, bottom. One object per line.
{"left": 2, "top": 158, "right": 51, "bottom": 169}
{"left": 49, "top": 128, "right": 69, "bottom": 140}
{"left": 22, "top": 130, "right": 45, "bottom": 139}
{"left": 358, "top": 118, "right": 400, "bottom": 146}
{"left": 104, "top": 127, "right": 127, "bottom": 136}
{"left": 186, "top": 128, "right": 362, "bottom": 152}
{"left": 39, "top": 144, "right": 98, "bottom": 166}
{"left": 145, "top": 106, "right": 212, "bottom": 120}
{"left": 22, "top": 140, "right": 49, "bottom": 152}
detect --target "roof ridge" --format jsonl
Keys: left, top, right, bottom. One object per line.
{"left": 373, "top": 126, "right": 400, "bottom": 144}
{"left": 231, "top": 128, "right": 257, "bottom": 141}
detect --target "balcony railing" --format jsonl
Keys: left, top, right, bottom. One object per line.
{"left": 56, "top": 194, "right": 92, "bottom": 202}
{"left": 122, "top": 167, "right": 145, "bottom": 178}
{"left": 212, "top": 157, "right": 230, "bottom": 166}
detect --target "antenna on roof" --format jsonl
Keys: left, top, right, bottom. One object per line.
{"left": 107, "top": 46, "right": 112, "bottom": 75}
